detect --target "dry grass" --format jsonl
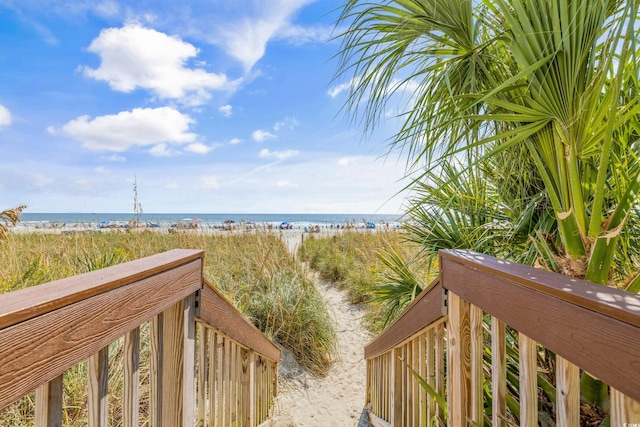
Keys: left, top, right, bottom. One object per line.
{"left": 0, "top": 230, "right": 336, "bottom": 425}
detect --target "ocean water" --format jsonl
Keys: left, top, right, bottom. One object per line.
{"left": 19, "top": 212, "right": 402, "bottom": 228}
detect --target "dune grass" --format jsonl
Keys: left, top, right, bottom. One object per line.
{"left": 0, "top": 229, "right": 336, "bottom": 425}
{"left": 299, "top": 231, "right": 432, "bottom": 333}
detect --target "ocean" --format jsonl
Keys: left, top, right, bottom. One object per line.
{"left": 18, "top": 212, "right": 403, "bottom": 229}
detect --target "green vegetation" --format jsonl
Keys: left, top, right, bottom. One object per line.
{"left": 299, "top": 231, "right": 432, "bottom": 333}
{"left": 335, "top": 0, "right": 640, "bottom": 423}
{"left": 0, "top": 230, "right": 336, "bottom": 425}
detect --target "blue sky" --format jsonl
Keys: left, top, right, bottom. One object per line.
{"left": 0, "top": 0, "right": 409, "bottom": 214}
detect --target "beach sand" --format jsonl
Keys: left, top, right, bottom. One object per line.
{"left": 270, "top": 232, "right": 373, "bottom": 426}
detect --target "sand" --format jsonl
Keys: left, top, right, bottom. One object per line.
{"left": 269, "top": 233, "right": 373, "bottom": 426}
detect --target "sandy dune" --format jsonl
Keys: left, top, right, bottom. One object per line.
{"left": 269, "top": 233, "right": 373, "bottom": 426}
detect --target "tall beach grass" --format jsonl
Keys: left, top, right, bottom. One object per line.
{"left": 0, "top": 230, "right": 336, "bottom": 425}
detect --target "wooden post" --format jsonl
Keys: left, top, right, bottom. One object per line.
{"left": 470, "top": 304, "right": 484, "bottom": 425}
{"left": 556, "top": 356, "right": 580, "bottom": 427}
{"left": 124, "top": 327, "right": 140, "bottom": 427}
{"left": 447, "top": 292, "right": 471, "bottom": 426}
{"left": 35, "top": 375, "right": 63, "bottom": 427}
{"left": 390, "top": 348, "right": 403, "bottom": 427}
{"left": 519, "top": 333, "right": 538, "bottom": 427}
{"left": 183, "top": 293, "right": 196, "bottom": 427}
{"left": 492, "top": 317, "right": 506, "bottom": 427}
{"left": 197, "top": 324, "right": 207, "bottom": 427}
{"left": 88, "top": 347, "right": 108, "bottom": 427}
{"left": 611, "top": 388, "right": 640, "bottom": 424}
{"left": 208, "top": 330, "right": 218, "bottom": 427}
{"left": 241, "top": 349, "right": 252, "bottom": 427}
{"left": 150, "top": 313, "right": 163, "bottom": 427}
{"left": 161, "top": 294, "right": 196, "bottom": 427}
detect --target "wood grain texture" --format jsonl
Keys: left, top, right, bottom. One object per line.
{"left": 440, "top": 249, "right": 640, "bottom": 328}
{"left": 364, "top": 281, "right": 446, "bottom": 360}
{"left": 88, "top": 347, "right": 108, "bottom": 427}
{"left": 440, "top": 255, "right": 640, "bottom": 402}
{"left": 197, "top": 324, "right": 207, "bottom": 427}
{"left": 470, "top": 305, "right": 484, "bottom": 425}
{"left": 447, "top": 293, "right": 471, "bottom": 427}
{"left": 0, "top": 259, "right": 201, "bottom": 411}
{"left": 197, "top": 283, "right": 280, "bottom": 363}
{"left": 123, "top": 327, "right": 140, "bottom": 427}
{"left": 183, "top": 293, "right": 196, "bottom": 427}
{"left": 150, "top": 313, "right": 163, "bottom": 427}
{"left": 610, "top": 388, "right": 640, "bottom": 424}
{"left": 518, "top": 333, "right": 538, "bottom": 427}
{"left": 491, "top": 317, "right": 506, "bottom": 427}
{"left": 391, "top": 348, "right": 402, "bottom": 427}
{"left": 161, "top": 299, "right": 186, "bottom": 427}
{"left": 0, "top": 249, "right": 204, "bottom": 330}
{"left": 555, "top": 356, "right": 579, "bottom": 427}
{"left": 35, "top": 375, "right": 63, "bottom": 427}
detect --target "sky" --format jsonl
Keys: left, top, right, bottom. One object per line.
{"left": 0, "top": 0, "right": 410, "bottom": 214}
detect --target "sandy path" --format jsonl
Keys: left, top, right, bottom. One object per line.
{"left": 269, "top": 233, "right": 373, "bottom": 426}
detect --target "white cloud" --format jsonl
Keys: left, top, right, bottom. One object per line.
{"left": 29, "top": 173, "right": 54, "bottom": 189}
{"left": 72, "top": 178, "right": 92, "bottom": 191}
{"left": 200, "top": 175, "right": 220, "bottom": 190}
{"left": 228, "top": 137, "right": 242, "bottom": 145}
{"left": 273, "top": 116, "right": 300, "bottom": 131}
{"left": 102, "top": 154, "right": 126, "bottom": 162}
{"left": 274, "top": 179, "right": 299, "bottom": 188}
{"left": 215, "top": 0, "right": 315, "bottom": 71}
{"left": 252, "top": 129, "right": 276, "bottom": 142}
{"left": 274, "top": 24, "right": 334, "bottom": 45}
{"left": 338, "top": 157, "right": 357, "bottom": 166}
{"left": 149, "top": 143, "right": 177, "bottom": 157}
{"left": 328, "top": 80, "right": 354, "bottom": 98}
{"left": 259, "top": 148, "right": 299, "bottom": 160}
{"left": 83, "top": 23, "right": 239, "bottom": 105}
{"left": 219, "top": 104, "right": 233, "bottom": 117}
{"left": 0, "top": 104, "right": 12, "bottom": 127}
{"left": 94, "top": 166, "right": 110, "bottom": 174}
{"left": 56, "top": 107, "right": 197, "bottom": 152}
{"left": 165, "top": 182, "right": 179, "bottom": 189}
{"left": 185, "top": 142, "right": 213, "bottom": 154}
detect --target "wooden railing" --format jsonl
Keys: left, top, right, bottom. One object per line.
{"left": 0, "top": 249, "right": 280, "bottom": 426}
{"left": 365, "top": 249, "right": 640, "bottom": 426}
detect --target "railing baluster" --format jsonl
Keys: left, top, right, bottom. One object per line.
{"left": 470, "top": 305, "right": 484, "bottom": 425}
{"left": 35, "top": 375, "right": 63, "bottom": 427}
{"left": 183, "top": 293, "right": 196, "bottom": 427}
{"left": 197, "top": 323, "right": 207, "bottom": 427}
{"left": 447, "top": 292, "right": 471, "bottom": 425}
{"left": 217, "top": 337, "right": 224, "bottom": 427}
{"left": 519, "top": 333, "right": 538, "bottom": 427}
{"left": 491, "top": 317, "right": 506, "bottom": 427}
{"left": 88, "top": 347, "right": 108, "bottom": 427}
{"left": 556, "top": 356, "right": 580, "bottom": 427}
{"left": 426, "top": 329, "right": 435, "bottom": 424}
{"left": 208, "top": 330, "right": 217, "bottom": 427}
{"left": 611, "top": 388, "right": 640, "bottom": 424}
{"left": 124, "top": 327, "right": 140, "bottom": 427}
{"left": 150, "top": 313, "right": 163, "bottom": 427}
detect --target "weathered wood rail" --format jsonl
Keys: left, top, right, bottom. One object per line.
{"left": 0, "top": 249, "right": 280, "bottom": 426}
{"left": 365, "top": 249, "right": 640, "bottom": 426}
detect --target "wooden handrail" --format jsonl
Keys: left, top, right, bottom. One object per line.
{"left": 0, "top": 249, "right": 204, "bottom": 330}
{"left": 364, "top": 249, "right": 640, "bottom": 426}
{"left": 364, "top": 279, "right": 445, "bottom": 360}
{"left": 440, "top": 249, "right": 640, "bottom": 328}
{"left": 0, "top": 249, "right": 281, "bottom": 427}
{"left": 198, "top": 280, "right": 281, "bottom": 363}
{"left": 440, "top": 249, "right": 640, "bottom": 403}
{"left": 0, "top": 249, "right": 204, "bottom": 410}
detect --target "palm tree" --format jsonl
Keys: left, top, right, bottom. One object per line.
{"left": 0, "top": 205, "right": 27, "bottom": 239}
{"left": 336, "top": 0, "right": 640, "bottom": 288}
